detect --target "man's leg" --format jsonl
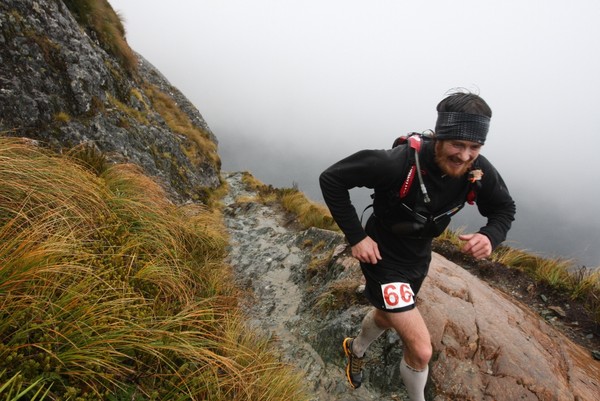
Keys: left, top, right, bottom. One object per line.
{"left": 343, "top": 308, "right": 387, "bottom": 389}
{"left": 374, "top": 307, "right": 431, "bottom": 401}
{"left": 352, "top": 308, "right": 387, "bottom": 357}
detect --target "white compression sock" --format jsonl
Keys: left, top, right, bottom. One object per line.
{"left": 400, "top": 357, "right": 428, "bottom": 401}
{"left": 352, "top": 309, "right": 386, "bottom": 357}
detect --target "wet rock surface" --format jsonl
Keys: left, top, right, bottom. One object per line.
{"left": 223, "top": 172, "right": 600, "bottom": 401}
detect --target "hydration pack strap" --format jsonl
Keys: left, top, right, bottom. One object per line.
{"left": 399, "top": 135, "right": 430, "bottom": 203}
{"left": 466, "top": 182, "right": 480, "bottom": 205}
{"left": 360, "top": 203, "right": 373, "bottom": 225}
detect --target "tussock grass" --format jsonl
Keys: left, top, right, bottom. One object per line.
{"left": 279, "top": 190, "right": 338, "bottom": 231}
{"left": 107, "top": 93, "right": 150, "bottom": 125}
{"left": 307, "top": 252, "right": 332, "bottom": 280}
{"left": 144, "top": 84, "right": 220, "bottom": 169}
{"left": 0, "top": 138, "right": 308, "bottom": 401}
{"left": 436, "top": 225, "right": 465, "bottom": 247}
{"left": 66, "top": 142, "right": 108, "bottom": 176}
{"left": 53, "top": 112, "right": 71, "bottom": 124}
{"left": 240, "top": 172, "right": 339, "bottom": 231}
{"left": 241, "top": 172, "right": 265, "bottom": 192}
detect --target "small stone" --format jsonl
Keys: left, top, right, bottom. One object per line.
{"left": 540, "top": 294, "right": 548, "bottom": 303}
{"left": 332, "top": 244, "right": 347, "bottom": 258}
{"left": 548, "top": 306, "right": 567, "bottom": 318}
{"left": 592, "top": 350, "right": 600, "bottom": 361}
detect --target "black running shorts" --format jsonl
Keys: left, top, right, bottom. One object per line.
{"left": 360, "top": 260, "right": 427, "bottom": 313}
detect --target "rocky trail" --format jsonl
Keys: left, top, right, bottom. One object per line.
{"left": 222, "top": 172, "right": 403, "bottom": 400}
{"left": 221, "top": 172, "right": 600, "bottom": 401}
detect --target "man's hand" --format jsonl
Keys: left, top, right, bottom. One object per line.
{"left": 458, "top": 233, "right": 492, "bottom": 259}
{"left": 351, "top": 236, "right": 382, "bottom": 264}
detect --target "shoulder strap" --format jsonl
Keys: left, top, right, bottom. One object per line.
{"left": 361, "top": 132, "right": 432, "bottom": 223}
{"left": 396, "top": 134, "right": 430, "bottom": 203}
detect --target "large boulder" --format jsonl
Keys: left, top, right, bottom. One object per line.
{"left": 421, "top": 253, "right": 600, "bottom": 401}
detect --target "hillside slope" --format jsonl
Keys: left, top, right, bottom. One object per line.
{"left": 0, "top": 0, "right": 220, "bottom": 203}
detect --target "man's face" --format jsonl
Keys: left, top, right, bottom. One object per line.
{"left": 434, "top": 139, "right": 482, "bottom": 177}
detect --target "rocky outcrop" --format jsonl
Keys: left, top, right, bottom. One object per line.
{"left": 223, "top": 172, "right": 600, "bottom": 401}
{"left": 0, "top": 0, "right": 219, "bottom": 203}
{"left": 422, "top": 254, "right": 600, "bottom": 401}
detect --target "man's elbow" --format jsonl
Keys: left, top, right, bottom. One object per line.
{"left": 319, "top": 170, "right": 332, "bottom": 192}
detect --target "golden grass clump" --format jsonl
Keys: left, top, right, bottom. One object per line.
{"left": 144, "top": 84, "right": 221, "bottom": 169}
{"left": 107, "top": 93, "right": 150, "bottom": 126}
{"left": 66, "top": 142, "right": 108, "bottom": 176}
{"left": 53, "top": 111, "right": 71, "bottom": 124}
{"left": 0, "top": 138, "right": 309, "bottom": 401}
{"left": 279, "top": 189, "right": 338, "bottom": 231}
{"left": 240, "top": 172, "right": 339, "bottom": 232}
{"left": 241, "top": 171, "right": 266, "bottom": 192}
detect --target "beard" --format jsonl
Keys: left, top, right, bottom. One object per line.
{"left": 434, "top": 142, "right": 475, "bottom": 178}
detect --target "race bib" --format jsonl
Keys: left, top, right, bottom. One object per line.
{"left": 381, "top": 282, "right": 414, "bottom": 310}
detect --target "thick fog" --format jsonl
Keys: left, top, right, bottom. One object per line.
{"left": 110, "top": 0, "right": 600, "bottom": 268}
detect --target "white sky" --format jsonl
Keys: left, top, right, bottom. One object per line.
{"left": 108, "top": 0, "right": 600, "bottom": 266}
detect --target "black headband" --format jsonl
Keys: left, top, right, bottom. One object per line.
{"left": 435, "top": 112, "right": 490, "bottom": 144}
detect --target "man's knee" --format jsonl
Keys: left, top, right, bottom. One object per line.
{"left": 416, "top": 341, "right": 433, "bottom": 364}
{"left": 405, "top": 339, "right": 432, "bottom": 368}
{"left": 373, "top": 307, "right": 432, "bottom": 363}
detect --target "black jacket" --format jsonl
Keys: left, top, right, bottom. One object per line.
{"left": 319, "top": 141, "right": 515, "bottom": 265}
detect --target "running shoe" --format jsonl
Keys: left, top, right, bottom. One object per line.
{"left": 342, "top": 337, "right": 364, "bottom": 389}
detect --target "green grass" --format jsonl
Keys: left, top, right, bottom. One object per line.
{"left": 0, "top": 138, "right": 309, "bottom": 401}
{"left": 0, "top": 371, "right": 52, "bottom": 401}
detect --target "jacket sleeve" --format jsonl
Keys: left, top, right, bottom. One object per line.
{"left": 319, "top": 149, "right": 398, "bottom": 246}
{"left": 474, "top": 156, "right": 516, "bottom": 250}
